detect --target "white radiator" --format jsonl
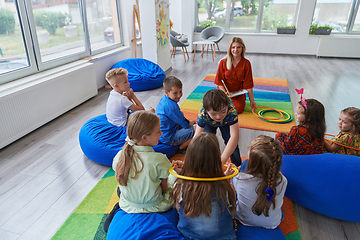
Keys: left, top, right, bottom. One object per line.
{"left": 317, "top": 36, "right": 360, "bottom": 58}
{"left": 0, "top": 61, "right": 98, "bottom": 149}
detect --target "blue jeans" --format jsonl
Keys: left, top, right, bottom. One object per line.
{"left": 167, "top": 125, "right": 195, "bottom": 146}
{"left": 178, "top": 196, "right": 236, "bottom": 240}
{"left": 204, "top": 124, "right": 241, "bottom": 166}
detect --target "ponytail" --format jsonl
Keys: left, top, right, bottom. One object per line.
{"left": 115, "top": 143, "right": 143, "bottom": 186}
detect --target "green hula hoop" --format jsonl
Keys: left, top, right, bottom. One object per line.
{"left": 258, "top": 109, "right": 293, "bottom": 123}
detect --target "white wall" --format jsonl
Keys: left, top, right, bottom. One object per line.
{"left": 169, "top": 0, "right": 195, "bottom": 50}
{"left": 138, "top": 0, "right": 171, "bottom": 72}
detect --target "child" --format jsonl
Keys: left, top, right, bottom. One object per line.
{"left": 171, "top": 132, "right": 237, "bottom": 240}
{"left": 156, "top": 76, "right": 196, "bottom": 146}
{"left": 232, "top": 135, "right": 287, "bottom": 229}
{"left": 112, "top": 111, "right": 173, "bottom": 213}
{"left": 275, "top": 98, "right": 326, "bottom": 155}
{"left": 105, "top": 68, "right": 152, "bottom": 127}
{"left": 324, "top": 107, "right": 360, "bottom": 156}
{"left": 195, "top": 89, "right": 241, "bottom": 166}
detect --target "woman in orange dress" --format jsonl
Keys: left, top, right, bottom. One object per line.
{"left": 215, "top": 37, "right": 256, "bottom": 114}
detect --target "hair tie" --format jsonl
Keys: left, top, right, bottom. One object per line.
{"left": 295, "top": 88, "right": 307, "bottom": 109}
{"left": 265, "top": 187, "right": 274, "bottom": 201}
{"left": 125, "top": 136, "right": 136, "bottom": 146}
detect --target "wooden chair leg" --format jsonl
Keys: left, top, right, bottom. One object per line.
{"left": 185, "top": 47, "right": 189, "bottom": 59}
{"left": 201, "top": 45, "right": 205, "bottom": 58}
{"left": 207, "top": 44, "right": 209, "bottom": 53}
{"left": 172, "top": 47, "right": 176, "bottom": 58}
{"left": 193, "top": 44, "right": 197, "bottom": 62}
{"left": 170, "top": 47, "right": 174, "bottom": 58}
{"left": 182, "top": 47, "right": 186, "bottom": 61}
{"left": 213, "top": 44, "right": 216, "bottom": 57}
{"left": 216, "top": 43, "right": 221, "bottom": 55}
{"left": 211, "top": 44, "right": 214, "bottom": 62}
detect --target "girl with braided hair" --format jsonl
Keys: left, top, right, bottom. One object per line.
{"left": 231, "top": 135, "right": 287, "bottom": 229}
{"left": 324, "top": 107, "right": 360, "bottom": 156}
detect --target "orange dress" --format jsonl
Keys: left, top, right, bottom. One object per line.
{"left": 215, "top": 58, "right": 254, "bottom": 114}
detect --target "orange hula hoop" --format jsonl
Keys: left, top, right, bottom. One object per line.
{"left": 324, "top": 133, "right": 360, "bottom": 151}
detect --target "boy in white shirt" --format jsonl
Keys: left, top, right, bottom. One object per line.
{"left": 105, "top": 68, "right": 153, "bottom": 127}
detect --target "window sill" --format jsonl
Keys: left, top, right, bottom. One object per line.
{"left": 88, "top": 45, "right": 131, "bottom": 62}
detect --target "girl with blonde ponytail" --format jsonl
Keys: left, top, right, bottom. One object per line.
{"left": 112, "top": 111, "right": 174, "bottom": 214}
{"left": 232, "top": 135, "right": 287, "bottom": 229}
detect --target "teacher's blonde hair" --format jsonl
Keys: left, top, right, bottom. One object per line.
{"left": 226, "top": 37, "right": 246, "bottom": 70}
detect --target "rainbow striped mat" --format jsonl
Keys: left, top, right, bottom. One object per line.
{"left": 51, "top": 154, "right": 301, "bottom": 240}
{"left": 180, "top": 74, "right": 295, "bottom": 133}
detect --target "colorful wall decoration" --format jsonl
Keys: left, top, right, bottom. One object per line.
{"left": 155, "top": 0, "right": 169, "bottom": 48}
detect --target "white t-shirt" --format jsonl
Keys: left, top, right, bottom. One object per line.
{"left": 106, "top": 90, "right": 133, "bottom": 127}
{"left": 232, "top": 172, "right": 288, "bottom": 229}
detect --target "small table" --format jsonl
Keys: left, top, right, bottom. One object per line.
{"left": 192, "top": 41, "right": 216, "bottom": 62}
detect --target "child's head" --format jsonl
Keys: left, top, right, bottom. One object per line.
{"left": 171, "top": 132, "right": 236, "bottom": 218}
{"left": 296, "top": 99, "right": 326, "bottom": 144}
{"left": 247, "top": 135, "right": 283, "bottom": 217}
{"left": 115, "top": 111, "right": 161, "bottom": 186}
{"left": 183, "top": 132, "right": 223, "bottom": 178}
{"left": 164, "top": 76, "right": 183, "bottom": 102}
{"left": 203, "top": 89, "right": 230, "bottom": 122}
{"left": 339, "top": 107, "right": 360, "bottom": 135}
{"left": 127, "top": 110, "right": 162, "bottom": 146}
{"left": 105, "top": 68, "right": 130, "bottom": 93}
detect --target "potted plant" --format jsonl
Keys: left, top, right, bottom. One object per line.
{"left": 309, "top": 22, "right": 333, "bottom": 35}
{"left": 194, "top": 19, "right": 216, "bottom": 32}
{"left": 277, "top": 25, "right": 296, "bottom": 34}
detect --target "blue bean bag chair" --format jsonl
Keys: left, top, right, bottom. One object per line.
{"left": 281, "top": 153, "right": 360, "bottom": 222}
{"left": 107, "top": 208, "right": 186, "bottom": 240}
{"left": 236, "top": 225, "right": 285, "bottom": 240}
{"left": 110, "top": 58, "right": 165, "bottom": 92}
{"left": 79, "top": 114, "right": 178, "bottom": 166}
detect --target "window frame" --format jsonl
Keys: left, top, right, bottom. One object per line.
{"left": 196, "top": 0, "right": 301, "bottom": 33}
{"left": 0, "top": 0, "right": 124, "bottom": 85}
{"left": 312, "top": 0, "right": 360, "bottom": 35}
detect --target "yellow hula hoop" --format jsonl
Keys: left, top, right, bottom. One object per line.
{"left": 169, "top": 164, "right": 239, "bottom": 181}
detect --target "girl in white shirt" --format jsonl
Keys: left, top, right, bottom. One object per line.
{"left": 232, "top": 135, "right": 287, "bottom": 229}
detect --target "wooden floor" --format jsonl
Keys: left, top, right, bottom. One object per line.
{"left": 0, "top": 50, "right": 360, "bottom": 240}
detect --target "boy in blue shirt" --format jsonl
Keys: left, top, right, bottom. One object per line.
{"left": 155, "top": 76, "right": 196, "bottom": 146}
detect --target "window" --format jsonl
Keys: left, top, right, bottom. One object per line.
{"left": 0, "top": 0, "right": 123, "bottom": 85}
{"left": 261, "top": 0, "right": 299, "bottom": 30}
{"left": 229, "top": 0, "right": 259, "bottom": 30}
{"left": 196, "top": 0, "right": 300, "bottom": 32}
{"left": 312, "top": 0, "right": 360, "bottom": 33}
{"left": 352, "top": 4, "right": 360, "bottom": 31}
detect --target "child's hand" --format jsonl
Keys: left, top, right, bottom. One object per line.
{"left": 224, "top": 163, "right": 237, "bottom": 176}
{"left": 224, "top": 163, "right": 240, "bottom": 176}
{"left": 172, "top": 160, "right": 184, "bottom": 174}
{"left": 189, "top": 120, "right": 196, "bottom": 126}
{"left": 123, "top": 89, "right": 134, "bottom": 99}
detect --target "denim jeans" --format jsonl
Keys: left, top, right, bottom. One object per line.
{"left": 204, "top": 124, "right": 241, "bottom": 166}
{"left": 178, "top": 197, "right": 236, "bottom": 240}
{"left": 167, "top": 126, "right": 195, "bottom": 146}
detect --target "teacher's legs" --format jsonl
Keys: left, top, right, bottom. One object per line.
{"left": 231, "top": 95, "right": 246, "bottom": 114}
